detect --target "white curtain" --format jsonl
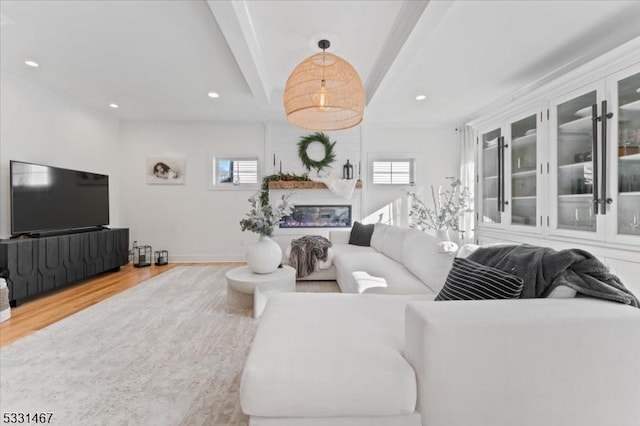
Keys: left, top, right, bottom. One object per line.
{"left": 459, "top": 125, "right": 475, "bottom": 244}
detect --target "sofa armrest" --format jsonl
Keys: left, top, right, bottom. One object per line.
{"left": 404, "top": 299, "right": 640, "bottom": 426}
{"left": 329, "top": 230, "right": 351, "bottom": 245}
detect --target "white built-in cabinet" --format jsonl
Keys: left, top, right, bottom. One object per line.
{"left": 473, "top": 42, "right": 640, "bottom": 274}
{"left": 548, "top": 63, "right": 640, "bottom": 245}
{"left": 477, "top": 109, "right": 544, "bottom": 233}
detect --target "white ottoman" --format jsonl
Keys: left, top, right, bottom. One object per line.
{"left": 226, "top": 265, "right": 296, "bottom": 318}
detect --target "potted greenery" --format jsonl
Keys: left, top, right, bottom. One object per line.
{"left": 240, "top": 192, "right": 293, "bottom": 274}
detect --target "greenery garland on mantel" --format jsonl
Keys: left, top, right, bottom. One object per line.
{"left": 297, "top": 132, "right": 337, "bottom": 173}
{"left": 260, "top": 172, "right": 310, "bottom": 205}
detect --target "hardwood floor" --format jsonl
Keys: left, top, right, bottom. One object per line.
{"left": 0, "top": 262, "right": 242, "bottom": 347}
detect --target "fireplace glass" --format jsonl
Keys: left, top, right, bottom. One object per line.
{"left": 280, "top": 205, "right": 352, "bottom": 228}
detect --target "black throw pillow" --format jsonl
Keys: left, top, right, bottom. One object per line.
{"left": 348, "top": 222, "right": 374, "bottom": 246}
{"left": 435, "top": 257, "right": 524, "bottom": 301}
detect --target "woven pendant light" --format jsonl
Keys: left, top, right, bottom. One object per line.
{"left": 284, "top": 40, "right": 365, "bottom": 131}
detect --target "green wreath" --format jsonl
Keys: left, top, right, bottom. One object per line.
{"left": 297, "top": 132, "right": 337, "bottom": 172}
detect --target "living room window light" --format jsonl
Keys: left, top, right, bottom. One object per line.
{"left": 209, "top": 155, "right": 259, "bottom": 190}
{"left": 371, "top": 159, "right": 415, "bottom": 185}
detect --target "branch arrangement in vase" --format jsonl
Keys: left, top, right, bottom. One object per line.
{"left": 240, "top": 191, "right": 293, "bottom": 237}
{"left": 405, "top": 177, "right": 471, "bottom": 235}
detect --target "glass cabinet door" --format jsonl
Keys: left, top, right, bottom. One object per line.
{"left": 510, "top": 114, "right": 538, "bottom": 227}
{"left": 616, "top": 71, "right": 640, "bottom": 236}
{"left": 481, "top": 128, "right": 501, "bottom": 224}
{"left": 554, "top": 91, "right": 598, "bottom": 233}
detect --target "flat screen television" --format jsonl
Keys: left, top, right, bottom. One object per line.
{"left": 10, "top": 160, "right": 109, "bottom": 236}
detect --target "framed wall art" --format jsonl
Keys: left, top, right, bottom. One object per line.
{"left": 146, "top": 157, "right": 186, "bottom": 185}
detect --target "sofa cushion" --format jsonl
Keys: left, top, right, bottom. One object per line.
{"left": 381, "top": 226, "right": 407, "bottom": 263}
{"left": 240, "top": 293, "right": 433, "bottom": 418}
{"left": 402, "top": 229, "right": 457, "bottom": 294}
{"left": 370, "top": 223, "right": 389, "bottom": 252}
{"left": 335, "top": 251, "right": 431, "bottom": 294}
{"left": 349, "top": 221, "right": 375, "bottom": 246}
{"left": 435, "top": 257, "right": 524, "bottom": 301}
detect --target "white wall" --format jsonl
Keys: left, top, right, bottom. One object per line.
{"left": 362, "top": 125, "right": 460, "bottom": 226}
{"left": 0, "top": 73, "right": 122, "bottom": 238}
{"left": 119, "top": 121, "right": 460, "bottom": 261}
{"left": 119, "top": 121, "right": 266, "bottom": 261}
{"left": 0, "top": 75, "right": 461, "bottom": 259}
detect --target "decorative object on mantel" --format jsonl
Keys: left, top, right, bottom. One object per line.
{"left": 297, "top": 132, "right": 336, "bottom": 173}
{"left": 240, "top": 192, "right": 293, "bottom": 274}
{"left": 310, "top": 175, "right": 357, "bottom": 199}
{"left": 283, "top": 39, "right": 365, "bottom": 131}
{"left": 405, "top": 177, "right": 472, "bottom": 241}
{"left": 343, "top": 159, "right": 354, "bottom": 180}
{"left": 260, "top": 173, "right": 310, "bottom": 204}
{"left": 268, "top": 180, "right": 363, "bottom": 191}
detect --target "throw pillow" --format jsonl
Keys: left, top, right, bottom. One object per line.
{"left": 435, "top": 257, "right": 524, "bottom": 301}
{"left": 348, "top": 222, "right": 374, "bottom": 246}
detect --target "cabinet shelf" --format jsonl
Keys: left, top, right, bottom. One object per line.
{"left": 512, "top": 169, "right": 536, "bottom": 177}
{"left": 558, "top": 116, "right": 592, "bottom": 131}
{"left": 619, "top": 153, "right": 640, "bottom": 162}
{"left": 558, "top": 194, "right": 593, "bottom": 199}
{"left": 558, "top": 161, "right": 591, "bottom": 170}
{"left": 484, "top": 175, "right": 498, "bottom": 180}
{"left": 512, "top": 196, "right": 536, "bottom": 200}
{"left": 620, "top": 99, "right": 640, "bottom": 111}
{"left": 619, "top": 191, "right": 640, "bottom": 197}
{"left": 512, "top": 134, "right": 536, "bottom": 145}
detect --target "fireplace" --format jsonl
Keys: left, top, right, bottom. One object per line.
{"left": 280, "top": 205, "right": 352, "bottom": 228}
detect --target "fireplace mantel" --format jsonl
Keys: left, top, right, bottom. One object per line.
{"left": 268, "top": 180, "right": 363, "bottom": 190}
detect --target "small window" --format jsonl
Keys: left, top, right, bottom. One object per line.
{"left": 210, "top": 155, "right": 259, "bottom": 190}
{"left": 371, "top": 159, "right": 415, "bottom": 185}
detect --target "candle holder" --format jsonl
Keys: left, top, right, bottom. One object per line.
{"left": 342, "top": 159, "right": 354, "bottom": 180}
{"left": 154, "top": 250, "right": 169, "bottom": 266}
{"left": 133, "top": 245, "right": 152, "bottom": 268}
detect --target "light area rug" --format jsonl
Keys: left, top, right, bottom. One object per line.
{"left": 0, "top": 266, "right": 338, "bottom": 426}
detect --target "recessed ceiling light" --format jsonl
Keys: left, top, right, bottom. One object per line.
{"left": 208, "top": 92, "right": 220, "bottom": 98}
{"left": 24, "top": 60, "right": 39, "bottom": 68}
{"left": 415, "top": 94, "right": 427, "bottom": 101}
{"left": 109, "top": 103, "right": 119, "bottom": 109}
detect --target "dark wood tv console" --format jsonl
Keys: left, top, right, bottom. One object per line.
{"left": 0, "top": 228, "right": 129, "bottom": 306}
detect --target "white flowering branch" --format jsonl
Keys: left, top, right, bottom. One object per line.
{"left": 406, "top": 177, "right": 471, "bottom": 233}
{"left": 240, "top": 192, "right": 293, "bottom": 237}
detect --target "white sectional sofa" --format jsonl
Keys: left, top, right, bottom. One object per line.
{"left": 293, "top": 223, "right": 458, "bottom": 295}
{"left": 243, "top": 224, "right": 640, "bottom": 425}
{"left": 241, "top": 294, "right": 640, "bottom": 426}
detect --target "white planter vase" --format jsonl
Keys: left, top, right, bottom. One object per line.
{"left": 435, "top": 229, "right": 450, "bottom": 241}
{"left": 246, "top": 235, "right": 282, "bottom": 274}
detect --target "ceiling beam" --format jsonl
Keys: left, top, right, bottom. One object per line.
{"left": 366, "top": 0, "right": 454, "bottom": 106}
{"left": 365, "top": 0, "right": 429, "bottom": 105}
{"left": 206, "top": 0, "right": 271, "bottom": 106}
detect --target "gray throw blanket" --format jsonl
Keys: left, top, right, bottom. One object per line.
{"left": 468, "top": 244, "right": 639, "bottom": 308}
{"left": 288, "top": 236, "right": 332, "bottom": 278}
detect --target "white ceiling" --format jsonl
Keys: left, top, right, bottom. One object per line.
{"left": 1, "top": 0, "right": 640, "bottom": 126}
